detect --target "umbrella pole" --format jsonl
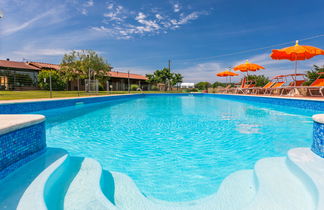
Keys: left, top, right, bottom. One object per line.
{"left": 294, "top": 60, "right": 298, "bottom": 86}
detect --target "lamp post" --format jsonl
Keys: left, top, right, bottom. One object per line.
{"left": 49, "top": 73, "right": 52, "bottom": 98}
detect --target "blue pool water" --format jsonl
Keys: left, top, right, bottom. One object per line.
{"left": 37, "top": 95, "right": 319, "bottom": 202}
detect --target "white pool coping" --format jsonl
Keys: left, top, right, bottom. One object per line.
{"left": 0, "top": 115, "right": 45, "bottom": 135}
{"left": 313, "top": 114, "right": 324, "bottom": 124}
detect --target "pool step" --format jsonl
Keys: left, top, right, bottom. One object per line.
{"left": 1, "top": 147, "right": 322, "bottom": 210}
{"left": 64, "top": 158, "right": 117, "bottom": 210}
{"left": 0, "top": 148, "right": 68, "bottom": 210}
{"left": 17, "top": 154, "right": 68, "bottom": 210}
{"left": 211, "top": 170, "right": 256, "bottom": 210}
{"left": 44, "top": 156, "right": 85, "bottom": 210}
{"left": 111, "top": 169, "right": 257, "bottom": 210}
{"left": 287, "top": 148, "right": 324, "bottom": 210}
{"left": 243, "top": 157, "right": 314, "bottom": 210}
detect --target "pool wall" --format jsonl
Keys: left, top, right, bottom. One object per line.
{"left": 0, "top": 115, "right": 46, "bottom": 179}
{"left": 0, "top": 93, "right": 323, "bottom": 114}
{"left": 0, "top": 94, "right": 142, "bottom": 114}
{"left": 312, "top": 114, "right": 324, "bottom": 158}
{"left": 204, "top": 94, "right": 324, "bottom": 112}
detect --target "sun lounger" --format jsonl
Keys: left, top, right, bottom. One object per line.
{"left": 279, "top": 80, "right": 306, "bottom": 96}
{"left": 264, "top": 82, "right": 285, "bottom": 95}
{"left": 251, "top": 82, "right": 275, "bottom": 94}
{"left": 306, "top": 78, "right": 324, "bottom": 96}
{"left": 219, "top": 85, "right": 231, "bottom": 93}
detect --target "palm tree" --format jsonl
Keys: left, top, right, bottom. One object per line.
{"left": 172, "top": 73, "right": 183, "bottom": 90}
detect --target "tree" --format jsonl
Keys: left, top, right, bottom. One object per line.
{"left": 304, "top": 65, "right": 324, "bottom": 85}
{"left": 38, "top": 70, "right": 66, "bottom": 90}
{"left": 146, "top": 68, "right": 183, "bottom": 91}
{"left": 195, "top": 82, "right": 211, "bottom": 90}
{"left": 246, "top": 75, "right": 269, "bottom": 87}
{"left": 60, "top": 50, "right": 112, "bottom": 89}
{"left": 172, "top": 73, "right": 183, "bottom": 90}
{"left": 212, "top": 81, "right": 227, "bottom": 88}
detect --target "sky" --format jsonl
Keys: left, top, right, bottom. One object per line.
{"left": 0, "top": 0, "right": 324, "bottom": 83}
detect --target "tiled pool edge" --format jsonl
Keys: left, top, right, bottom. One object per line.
{"left": 0, "top": 115, "right": 46, "bottom": 179}
{"left": 205, "top": 93, "right": 324, "bottom": 112}
{"left": 0, "top": 93, "right": 323, "bottom": 114}
{"left": 0, "top": 94, "right": 142, "bottom": 114}
{"left": 312, "top": 114, "right": 324, "bottom": 158}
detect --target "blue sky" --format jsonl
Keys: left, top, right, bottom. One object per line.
{"left": 0, "top": 0, "right": 324, "bottom": 82}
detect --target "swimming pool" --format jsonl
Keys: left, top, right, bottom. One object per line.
{"left": 34, "top": 94, "right": 321, "bottom": 202}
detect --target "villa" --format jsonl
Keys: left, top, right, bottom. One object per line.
{"left": 0, "top": 59, "right": 148, "bottom": 91}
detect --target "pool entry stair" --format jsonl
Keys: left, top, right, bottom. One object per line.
{"left": 0, "top": 147, "right": 323, "bottom": 210}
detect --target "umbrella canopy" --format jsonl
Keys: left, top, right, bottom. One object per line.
{"left": 216, "top": 70, "right": 239, "bottom": 77}
{"left": 216, "top": 70, "right": 239, "bottom": 84}
{"left": 271, "top": 40, "right": 324, "bottom": 61}
{"left": 270, "top": 40, "right": 324, "bottom": 76}
{"left": 233, "top": 60, "right": 265, "bottom": 73}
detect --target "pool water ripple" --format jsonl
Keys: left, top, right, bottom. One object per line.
{"left": 41, "top": 95, "right": 318, "bottom": 201}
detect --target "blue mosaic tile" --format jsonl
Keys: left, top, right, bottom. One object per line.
{"left": 0, "top": 94, "right": 322, "bottom": 114}
{"left": 311, "top": 121, "right": 324, "bottom": 158}
{"left": 203, "top": 94, "right": 324, "bottom": 112}
{"left": 0, "top": 122, "right": 46, "bottom": 179}
{"left": 0, "top": 94, "right": 142, "bottom": 114}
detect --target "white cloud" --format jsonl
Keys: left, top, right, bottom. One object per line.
{"left": 85, "top": 0, "right": 94, "bottom": 7}
{"left": 80, "top": 0, "right": 94, "bottom": 15}
{"left": 91, "top": 26, "right": 112, "bottom": 33}
{"left": 104, "top": 3, "right": 125, "bottom": 21}
{"left": 135, "top": 12, "right": 146, "bottom": 20}
{"left": 93, "top": 2, "right": 209, "bottom": 39}
{"left": 177, "top": 12, "right": 200, "bottom": 25}
{"left": 175, "top": 62, "right": 224, "bottom": 83}
{"left": 14, "top": 48, "right": 70, "bottom": 57}
{"left": 173, "top": 3, "right": 181, "bottom": 13}
{"left": 155, "top": 14, "right": 163, "bottom": 20}
{"left": 1, "top": 9, "right": 61, "bottom": 36}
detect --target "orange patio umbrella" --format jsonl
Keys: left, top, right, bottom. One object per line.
{"left": 216, "top": 70, "right": 239, "bottom": 84}
{"left": 233, "top": 60, "right": 265, "bottom": 76}
{"left": 270, "top": 40, "right": 324, "bottom": 75}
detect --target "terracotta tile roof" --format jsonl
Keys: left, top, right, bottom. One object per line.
{"left": 0, "top": 60, "right": 40, "bottom": 70}
{"left": 29, "top": 62, "right": 61, "bottom": 70}
{"left": 0, "top": 59, "right": 147, "bottom": 80}
{"left": 109, "top": 71, "right": 148, "bottom": 80}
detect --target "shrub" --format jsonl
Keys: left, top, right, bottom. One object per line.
{"left": 38, "top": 70, "right": 66, "bottom": 90}
{"left": 246, "top": 75, "right": 269, "bottom": 87}
{"left": 212, "top": 81, "right": 226, "bottom": 88}
{"left": 131, "top": 84, "right": 139, "bottom": 91}
{"left": 195, "top": 82, "right": 211, "bottom": 90}
{"left": 150, "top": 85, "right": 159, "bottom": 91}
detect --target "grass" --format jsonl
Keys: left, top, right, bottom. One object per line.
{"left": 0, "top": 90, "right": 184, "bottom": 100}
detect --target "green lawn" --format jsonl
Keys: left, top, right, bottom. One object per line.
{"left": 0, "top": 90, "right": 184, "bottom": 100}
